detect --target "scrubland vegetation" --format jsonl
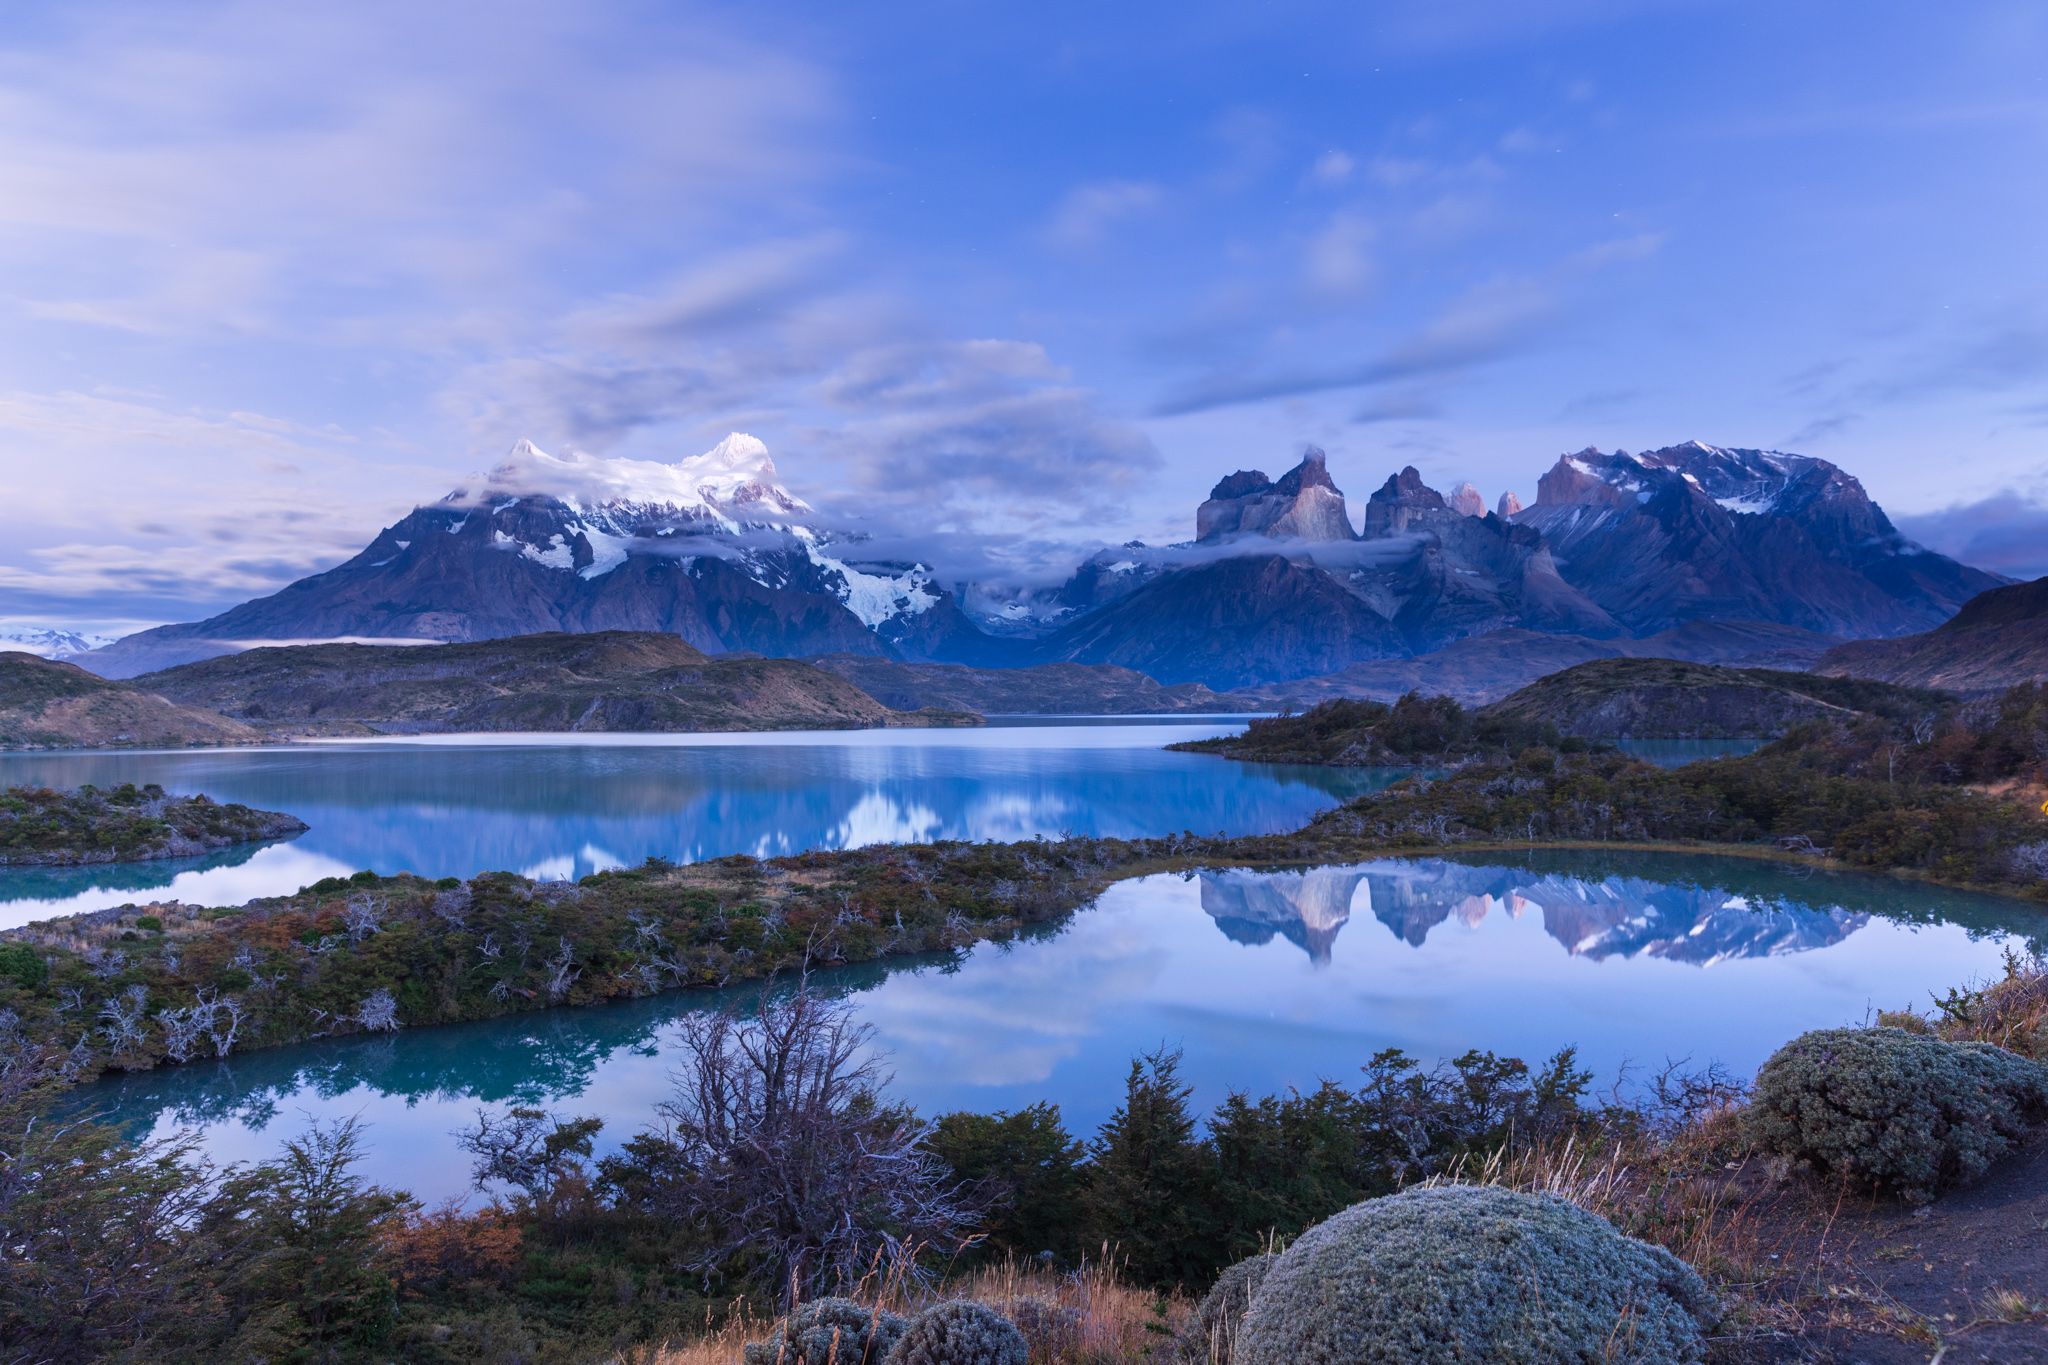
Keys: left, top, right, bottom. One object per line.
{"left": 4, "top": 949, "right": 2047, "bottom": 1364}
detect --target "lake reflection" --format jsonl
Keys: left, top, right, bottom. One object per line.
{"left": 0, "top": 720, "right": 1396, "bottom": 926}
{"left": 81, "top": 849, "right": 2045, "bottom": 1206}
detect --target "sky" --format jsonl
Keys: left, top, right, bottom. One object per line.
{"left": 2, "top": 0, "right": 2047, "bottom": 637}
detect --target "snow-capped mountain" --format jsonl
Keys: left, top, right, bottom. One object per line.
{"left": 0, "top": 628, "right": 118, "bottom": 660}
{"left": 82, "top": 435, "right": 997, "bottom": 677}
{"left": 76, "top": 432, "right": 2009, "bottom": 687}
{"left": 1513, "top": 442, "right": 2003, "bottom": 637}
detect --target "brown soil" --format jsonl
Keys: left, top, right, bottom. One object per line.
{"left": 1711, "top": 1139, "right": 2048, "bottom": 1363}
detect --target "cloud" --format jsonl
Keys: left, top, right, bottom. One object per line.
{"left": 1044, "top": 180, "right": 1163, "bottom": 249}
{"left": 1150, "top": 233, "right": 1662, "bottom": 416}
{"left": 1309, "top": 150, "right": 1356, "bottom": 186}
{"left": 1894, "top": 492, "right": 2048, "bottom": 581}
{"left": 1304, "top": 212, "right": 1376, "bottom": 293}
{"left": 0, "top": 1, "right": 838, "bottom": 343}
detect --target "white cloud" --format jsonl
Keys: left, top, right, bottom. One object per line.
{"left": 1305, "top": 212, "right": 1377, "bottom": 293}
{"left": 1044, "top": 179, "right": 1163, "bottom": 249}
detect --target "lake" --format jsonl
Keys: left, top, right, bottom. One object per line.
{"left": 0, "top": 718, "right": 1399, "bottom": 927}
{"left": 74, "top": 847, "right": 2046, "bottom": 1206}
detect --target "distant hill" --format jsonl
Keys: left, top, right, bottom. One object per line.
{"left": 133, "top": 632, "right": 979, "bottom": 733}
{"left": 1482, "top": 658, "right": 1952, "bottom": 740}
{"left": 1233, "top": 620, "right": 1846, "bottom": 708}
{"left": 0, "top": 653, "right": 263, "bottom": 749}
{"left": 1811, "top": 576, "right": 2048, "bottom": 694}
{"left": 804, "top": 655, "right": 1258, "bottom": 714}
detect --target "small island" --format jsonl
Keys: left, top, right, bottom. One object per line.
{"left": 0, "top": 782, "right": 309, "bottom": 867}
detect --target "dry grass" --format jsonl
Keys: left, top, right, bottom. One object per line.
{"left": 1881, "top": 949, "right": 2048, "bottom": 1058}
{"left": 600, "top": 1257, "right": 1188, "bottom": 1365}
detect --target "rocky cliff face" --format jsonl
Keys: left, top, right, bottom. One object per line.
{"left": 1513, "top": 442, "right": 2003, "bottom": 638}
{"left": 1195, "top": 448, "right": 1357, "bottom": 542}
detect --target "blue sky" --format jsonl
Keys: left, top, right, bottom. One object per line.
{"left": 3, "top": 0, "right": 2046, "bottom": 634}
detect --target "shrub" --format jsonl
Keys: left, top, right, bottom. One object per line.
{"left": 743, "top": 1297, "right": 907, "bottom": 1365}
{"left": 1234, "top": 1185, "right": 1716, "bottom": 1365}
{"left": 135, "top": 915, "right": 163, "bottom": 932}
{"left": 1185, "top": 1252, "right": 1272, "bottom": 1364}
{"left": 0, "top": 941, "right": 46, "bottom": 989}
{"left": 886, "top": 1300, "right": 1027, "bottom": 1365}
{"left": 1743, "top": 1026, "right": 2048, "bottom": 1202}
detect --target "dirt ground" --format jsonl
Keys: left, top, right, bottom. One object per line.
{"left": 1711, "top": 1137, "right": 2048, "bottom": 1363}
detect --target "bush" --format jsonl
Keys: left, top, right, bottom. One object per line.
{"left": 743, "top": 1297, "right": 907, "bottom": 1365}
{"left": 0, "top": 941, "right": 46, "bottom": 989}
{"left": 1234, "top": 1185, "right": 1715, "bottom": 1365}
{"left": 135, "top": 915, "right": 163, "bottom": 932}
{"left": 1185, "top": 1252, "right": 1272, "bottom": 1364}
{"left": 1743, "top": 1026, "right": 2048, "bottom": 1202}
{"left": 885, "top": 1300, "right": 1027, "bottom": 1365}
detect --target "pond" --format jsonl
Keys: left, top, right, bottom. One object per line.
{"left": 0, "top": 719, "right": 1400, "bottom": 927}
{"left": 75, "top": 848, "right": 2045, "bottom": 1206}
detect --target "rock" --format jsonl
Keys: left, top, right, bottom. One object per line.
{"left": 1446, "top": 481, "right": 1486, "bottom": 517}
{"left": 1497, "top": 490, "right": 1524, "bottom": 517}
{"left": 1196, "top": 448, "right": 1357, "bottom": 542}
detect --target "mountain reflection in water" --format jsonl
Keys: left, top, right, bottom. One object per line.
{"left": 73, "top": 848, "right": 2046, "bottom": 1206}
{"left": 1200, "top": 861, "right": 1865, "bottom": 966}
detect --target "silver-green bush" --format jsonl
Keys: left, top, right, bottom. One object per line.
{"left": 743, "top": 1297, "right": 908, "bottom": 1365}
{"left": 885, "top": 1300, "right": 1027, "bottom": 1365}
{"left": 1234, "top": 1185, "right": 1715, "bottom": 1365}
{"left": 1744, "top": 1025, "right": 2048, "bottom": 1203}
{"left": 1183, "top": 1252, "right": 1273, "bottom": 1364}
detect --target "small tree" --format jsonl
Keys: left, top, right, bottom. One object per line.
{"left": 205, "top": 1117, "right": 414, "bottom": 1359}
{"left": 603, "top": 983, "right": 983, "bottom": 1303}
{"left": 1080, "top": 1047, "right": 1218, "bottom": 1288}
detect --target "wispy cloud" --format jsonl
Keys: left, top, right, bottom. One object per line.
{"left": 1044, "top": 180, "right": 1164, "bottom": 249}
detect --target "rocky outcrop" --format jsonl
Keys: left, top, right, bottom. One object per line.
{"left": 1496, "top": 491, "right": 1524, "bottom": 518}
{"left": 1195, "top": 448, "right": 1357, "bottom": 542}
{"left": 1513, "top": 443, "right": 2004, "bottom": 638}
{"left": 1446, "top": 482, "right": 1486, "bottom": 517}
{"left": 1811, "top": 576, "right": 2048, "bottom": 693}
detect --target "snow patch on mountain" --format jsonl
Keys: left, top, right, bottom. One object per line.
{"left": 804, "top": 543, "right": 938, "bottom": 627}
{"left": 1, "top": 628, "right": 118, "bottom": 660}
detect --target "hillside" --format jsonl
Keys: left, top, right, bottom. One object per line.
{"left": 1481, "top": 658, "right": 1953, "bottom": 740}
{"left": 0, "top": 652, "right": 264, "bottom": 749}
{"left": 806, "top": 654, "right": 1258, "bottom": 713}
{"left": 1231, "top": 620, "right": 1847, "bottom": 708}
{"left": 1811, "top": 575, "right": 2048, "bottom": 693}
{"left": 132, "top": 632, "right": 980, "bottom": 733}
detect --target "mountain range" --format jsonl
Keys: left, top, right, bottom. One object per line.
{"left": 77, "top": 434, "right": 2008, "bottom": 690}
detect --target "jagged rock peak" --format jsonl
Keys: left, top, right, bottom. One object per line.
{"left": 1535, "top": 448, "right": 1635, "bottom": 507}
{"left": 1497, "top": 490, "right": 1524, "bottom": 517}
{"left": 1196, "top": 447, "right": 1356, "bottom": 543}
{"left": 1361, "top": 466, "right": 1455, "bottom": 538}
{"left": 1447, "top": 481, "right": 1486, "bottom": 517}
{"left": 1209, "top": 469, "right": 1272, "bottom": 501}
{"left": 1272, "top": 446, "right": 1338, "bottom": 497}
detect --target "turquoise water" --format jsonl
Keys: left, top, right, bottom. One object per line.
{"left": 75, "top": 848, "right": 2046, "bottom": 1206}
{"left": 0, "top": 719, "right": 1401, "bottom": 927}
